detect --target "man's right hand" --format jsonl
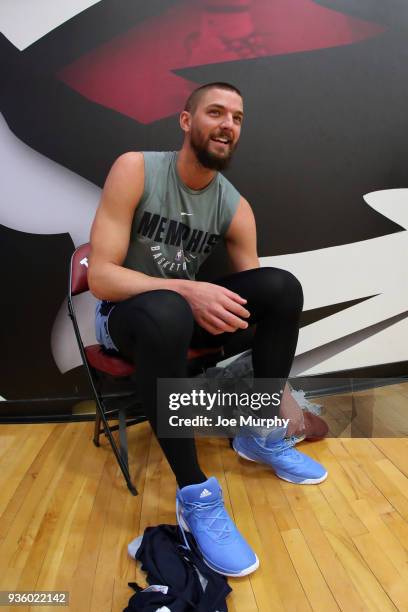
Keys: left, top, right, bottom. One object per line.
{"left": 177, "top": 280, "right": 250, "bottom": 335}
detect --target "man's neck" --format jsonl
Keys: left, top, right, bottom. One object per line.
{"left": 176, "top": 147, "right": 216, "bottom": 191}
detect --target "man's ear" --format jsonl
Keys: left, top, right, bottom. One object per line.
{"left": 179, "top": 110, "right": 192, "bottom": 133}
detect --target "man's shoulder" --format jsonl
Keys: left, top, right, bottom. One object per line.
{"left": 217, "top": 171, "right": 241, "bottom": 201}
{"left": 111, "top": 151, "right": 175, "bottom": 184}
{"left": 115, "top": 150, "right": 175, "bottom": 163}
{"left": 112, "top": 151, "right": 144, "bottom": 173}
{"left": 142, "top": 150, "right": 175, "bottom": 163}
{"left": 103, "top": 152, "right": 144, "bottom": 203}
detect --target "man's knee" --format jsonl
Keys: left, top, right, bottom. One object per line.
{"left": 133, "top": 289, "right": 194, "bottom": 341}
{"left": 256, "top": 267, "right": 304, "bottom": 313}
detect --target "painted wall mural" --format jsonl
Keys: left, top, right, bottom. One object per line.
{"left": 1, "top": 0, "right": 407, "bottom": 404}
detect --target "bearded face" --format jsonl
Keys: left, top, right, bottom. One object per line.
{"left": 185, "top": 87, "right": 243, "bottom": 170}
{"left": 189, "top": 121, "right": 237, "bottom": 170}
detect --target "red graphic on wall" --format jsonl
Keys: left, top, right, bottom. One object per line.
{"left": 58, "top": 0, "right": 384, "bottom": 124}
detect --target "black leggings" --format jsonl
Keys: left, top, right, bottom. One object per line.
{"left": 108, "top": 267, "right": 303, "bottom": 488}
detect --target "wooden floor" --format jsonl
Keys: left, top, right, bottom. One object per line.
{"left": 1, "top": 383, "right": 408, "bottom": 611}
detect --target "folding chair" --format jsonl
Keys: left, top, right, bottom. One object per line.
{"left": 68, "top": 243, "right": 223, "bottom": 495}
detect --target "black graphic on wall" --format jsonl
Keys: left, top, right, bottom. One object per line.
{"left": 1, "top": 0, "right": 407, "bottom": 405}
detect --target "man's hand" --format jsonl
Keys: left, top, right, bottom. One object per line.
{"left": 178, "top": 281, "right": 250, "bottom": 335}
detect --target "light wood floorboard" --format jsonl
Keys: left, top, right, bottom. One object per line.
{"left": 0, "top": 382, "right": 407, "bottom": 611}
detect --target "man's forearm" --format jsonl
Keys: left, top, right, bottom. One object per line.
{"left": 88, "top": 261, "right": 191, "bottom": 302}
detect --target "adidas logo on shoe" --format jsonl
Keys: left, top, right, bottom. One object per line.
{"left": 199, "top": 488, "right": 212, "bottom": 498}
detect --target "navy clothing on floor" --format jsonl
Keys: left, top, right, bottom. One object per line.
{"left": 124, "top": 524, "right": 231, "bottom": 611}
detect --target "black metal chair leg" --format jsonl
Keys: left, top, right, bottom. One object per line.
{"left": 93, "top": 411, "right": 101, "bottom": 447}
{"left": 94, "top": 395, "right": 138, "bottom": 495}
{"left": 118, "top": 406, "right": 129, "bottom": 466}
{"left": 118, "top": 407, "right": 137, "bottom": 495}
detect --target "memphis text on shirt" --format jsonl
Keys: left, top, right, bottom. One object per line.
{"left": 138, "top": 210, "right": 220, "bottom": 271}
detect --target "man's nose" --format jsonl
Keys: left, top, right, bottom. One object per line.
{"left": 220, "top": 114, "right": 234, "bottom": 129}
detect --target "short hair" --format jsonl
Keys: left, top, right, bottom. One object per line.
{"left": 184, "top": 82, "right": 242, "bottom": 113}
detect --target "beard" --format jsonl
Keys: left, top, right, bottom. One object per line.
{"left": 190, "top": 126, "right": 236, "bottom": 171}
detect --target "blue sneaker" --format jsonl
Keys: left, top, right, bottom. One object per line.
{"left": 176, "top": 476, "right": 259, "bottom": 577}
{"left": 233, "top": 430, "right": 328, "bottom": 484}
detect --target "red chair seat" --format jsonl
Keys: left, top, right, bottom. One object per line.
{"left": 85, "top": 345, "right": 135, "bottom": 376}
{"left": 85, "top": 344, "right": 223, "bottom": 377}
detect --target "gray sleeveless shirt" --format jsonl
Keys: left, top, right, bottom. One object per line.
{"left": 95, "top": 151, "right": 240, "bottom": 349}
{"left": 123, "top": 151, "right": 240, "bottom": 280}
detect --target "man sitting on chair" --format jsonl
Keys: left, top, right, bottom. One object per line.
{"left": 88, "top": 82, "right": 327, "bottom": 577}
